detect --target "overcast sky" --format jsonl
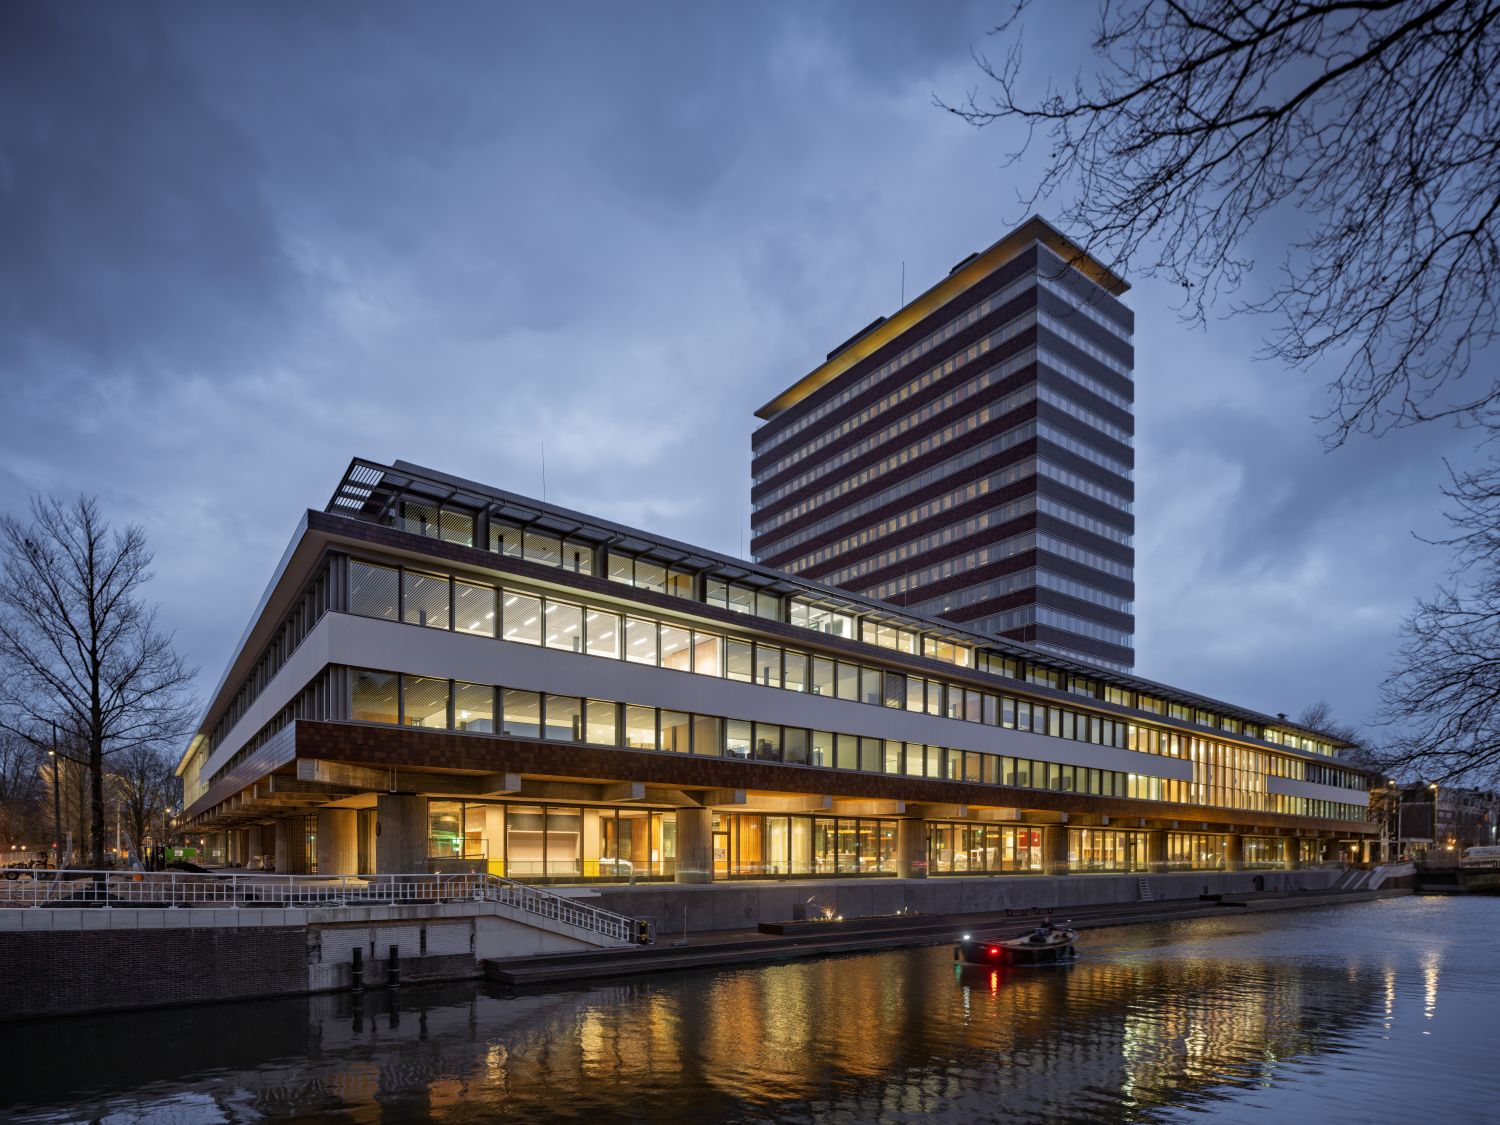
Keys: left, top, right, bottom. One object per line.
{"left": 1, "top": 1, "right": 1477, "bottom": 737}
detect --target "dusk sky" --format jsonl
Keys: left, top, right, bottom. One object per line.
{"left": 1, "top": 1, "right": 1475, "bottom": 738}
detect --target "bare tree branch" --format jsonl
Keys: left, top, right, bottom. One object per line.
{"left": 941, "top": 0, "right": 1500, "bottom": 446}
{"left": 0, "top": 496, "right": 197, "bottom": 866}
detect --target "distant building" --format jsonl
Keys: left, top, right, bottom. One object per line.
{"left": 175, "top": 458, "right": 1373, "bottom": 879}
{"left": 1398, "top": 783, "right": 1500, "bottom": 858}
{"left": 751, "top": 217, "right": 1136, "bottom": 670}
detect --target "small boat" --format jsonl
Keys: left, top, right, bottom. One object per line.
{"left": 956, "top": 922, "right": 1077, "bottom": 966}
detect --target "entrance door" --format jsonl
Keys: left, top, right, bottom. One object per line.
{"left": 713, "top": 830, "right": 730, "bottom": 878}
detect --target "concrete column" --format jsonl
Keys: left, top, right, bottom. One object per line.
{"left": 1147, "top": 829, "right": 1168, "bottom": 874}
{"left": 1322, "top": 838, "right": 1340, "bottom": 864}
{"left": 1043, "top": 825, "right": 1070, "bottom": 876}
{"left": 1226, "top": 833, "right": 1245, "bottom": 873}
{"left": 675, "top": 807, "right": 713, "bottom": 883}
{"left": 895, "top": 818, "right": 927, "bottom": 879}
{"left": 274, "top": 818, "right": 309, "bottom": 874}
{"left": 316, "top": 808, "right": 359, "bottom": 876}
{"left": 360, "top": 809, "right": 377, "bottom": 874}
{"left": 484, "top": 806, "right": 506, "bottom": 876}
{"left": 376, "top": 794, "right": 429, "bottom": 874}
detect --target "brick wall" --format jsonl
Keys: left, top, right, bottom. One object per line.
{"left": 0, "top": 927, "right": 309, "bottom": 1021}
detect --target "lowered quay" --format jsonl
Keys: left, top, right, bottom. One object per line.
{"left": 0, "top": 865, "right": 1407, "bottom": 1019}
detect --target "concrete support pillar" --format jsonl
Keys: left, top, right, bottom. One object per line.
{"left": 1226, "top": 833, "right": 1245, "bottom": 873}
{"left": 1043, "top": 825, "right": 1070, "bottom": 876}
{"left": 360, "top": 809, "right": 377, "bottom": 875}
{"left": 274, "top": 818, "right": 309, "bottom": 874}
{"left": 1322, "top": 838, "right": 1340, "bottom": 864}
{"left": 484, "top": 806, "right": 506, "bottom": 876}
{"left": 376, "top": 794, "right": 429, "bottom": 874}
{"left": 1147, "top": 829, "right": 1168, "bottom": 874}
{"left": 316, "top": 808, "right": 359, "bottom": 876}
{"left": 675, "top": 807, "right": 713, "bottom": 883}
{"left": 895, "top": 818, "right": 927, "bottom": 879}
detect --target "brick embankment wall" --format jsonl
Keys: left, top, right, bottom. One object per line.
{"left": 0, "top": 927, "right": 309, "bottom": 1021}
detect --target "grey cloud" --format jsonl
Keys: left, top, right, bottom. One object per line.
{"left": 0, "top": 0, "right": 1477, "bottom": 743}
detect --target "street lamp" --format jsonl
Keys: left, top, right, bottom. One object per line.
{"left": 47, "top": 746, "right": 62, "bottom": 869}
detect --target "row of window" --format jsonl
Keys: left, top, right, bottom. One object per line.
{"left": 347, "top": 558, "right": 1350, "bottom": 789}
{"left": 1037, "top": 420, "right": 1133, "bottom": 481}
{"left": 753, "top": 271, "right": 1040, "bottom": 462}
{"left": 758, "top": 393, "right": 1033, "bottom": 525}
{"left": 1037, "top": 384, "right": 1133, "bottom": 448}
{"left": 1036, "top": 268, "right": 1133, "bottom": 339}
{"left": 334, "top": 510, "right": 1337, "bottom": 761}
{"left": 904, "top": 567, "right": 1130, "bottom": 620}
{"left": 755, "top": 362, "right": 1034, "bottom": 510}
{"left": 1037, "top": 457, "right": 1133, "bottom": 513}
{"left": 347, "top": 666, "right": 1150, "bottom": 801}
{"left": 1037, "top": 307, "right": 1133, "bottom": 378}
{"left": 343, "top": 650, "right": 1367, "bottom": 821}
{"left": 784, "top": 470, "right": 1012, "bottom": 575}
{"left": 755, "top": 399, "right": 1037, "bottom": 541}
{"left": 767, "top": 455, "right": 1034, "bottom": 564}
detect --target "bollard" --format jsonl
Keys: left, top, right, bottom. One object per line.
{"left": 388, "top": 943, "right": 401, "bottom": 989}
{"left": 351, "top": 946, "right": 364, "bottom": 992}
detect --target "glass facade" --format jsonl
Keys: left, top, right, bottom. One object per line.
{"left": 426, "top": 801, "right": 678, "bottom": 882}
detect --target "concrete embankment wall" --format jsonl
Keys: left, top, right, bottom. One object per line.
{"left": 0, "top": 870, "right": 1345, "bottom": 1019}
{"left": 588, "top": 868, "right": 1346, "bottom": 935}
{"left": 0, "top": 903, "right": 595, "bottom": 1021}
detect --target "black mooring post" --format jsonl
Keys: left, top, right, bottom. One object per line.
{"left": 388, "top": 943, "right": 401, "bottom": 989}
{"left": 351, "top": 945, "right": 364, "bottom": 992}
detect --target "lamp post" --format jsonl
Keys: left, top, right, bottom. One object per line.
{"left": 48, "top": 720, "right": 62, "bottom": 869}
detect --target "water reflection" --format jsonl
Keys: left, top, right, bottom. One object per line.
{"left": 3, "top": 898, "right": 1497, "bottom": 1123}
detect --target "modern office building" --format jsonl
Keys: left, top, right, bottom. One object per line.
{"left": 176, "top": 458, "right": 1372, "bottom": 881}
{"left": 751, "top": 216, "right": 1136, "bottom": 670}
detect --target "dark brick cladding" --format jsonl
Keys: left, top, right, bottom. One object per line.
{"left": 751, "top": 335, "right": 1043, "bottom": 532}
{"left": 751, "top": 248, "right": 1046, "bottom": 457}
{"left": 751, "top": 295, "right": 1045, "bottom": 502}
{"left": 278, "top": 719, "right": 1367, "bottom": 836}
{"left": 0, "top": 927, "right": 308, "bottom": 1020}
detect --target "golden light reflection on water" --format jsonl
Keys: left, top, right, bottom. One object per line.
{"left": 21, "top": 901, "right": 1500, "bottom": 1124}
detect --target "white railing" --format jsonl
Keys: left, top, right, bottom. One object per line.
{"left": 0, "top": 869, "right": 645, "bottom": 945}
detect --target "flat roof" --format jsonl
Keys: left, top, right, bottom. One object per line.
{"left": 755, "top": 216, "right": 1129, "bottom": 422}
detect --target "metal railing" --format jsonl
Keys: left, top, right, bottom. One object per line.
{"left": 0, "top": 869, "right": 645, "bottom": 945}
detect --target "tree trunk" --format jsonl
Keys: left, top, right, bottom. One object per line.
{"left": 90, "top": 743, "right": 105, "bottom": 868}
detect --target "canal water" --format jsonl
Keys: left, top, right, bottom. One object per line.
{"left": 2, "top": 896, "right": 1497, "bottom": 1123}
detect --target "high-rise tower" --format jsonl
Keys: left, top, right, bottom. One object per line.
{"left": 751, "top": 217, "right": 1136, "bottom": 669}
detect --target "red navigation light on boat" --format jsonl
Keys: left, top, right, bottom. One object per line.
{"left": 988, "top": 946, "right": 1000, "bottom": 957}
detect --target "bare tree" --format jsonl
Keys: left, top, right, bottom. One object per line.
{"left": 0, "top": 730, "right": 46, "bottom": 855}
{"left": 1295, "top": 700, "right": 1375, "bottom": 766}
{"left": 1380, "top": 452, "right": 1500, "bottom": 781}
{"left": 0, "top": 496, "right": 197, "bottom": 867}
{"left": 112, "top": 742, "right": 180, "bottom": 857}
{"left": 944, "top": 0, "right": 1500, "bottom": 445}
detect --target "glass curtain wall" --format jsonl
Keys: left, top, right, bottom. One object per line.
{"left": 709, "top": 813, "right": 897, "bottom": 877}
{"left": 1165, "top": 832, "right": 1230, "bottom": 870}
{"left": 422, "top": 801, "right": 678, "bottom": 882}
{"left": 1068, "top": 827, "right": 1149, "bottom": 872}
{"left": 927, "top": 823, "right": 1044, "bottom": 874}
